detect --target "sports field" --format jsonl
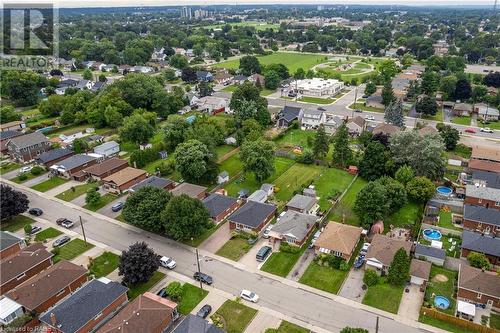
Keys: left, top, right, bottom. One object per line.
{"left": 205, "top": 21, "right": 280, "bottom": 31}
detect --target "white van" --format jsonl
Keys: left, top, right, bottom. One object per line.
{"left": 160, "top": 256, "right": 176, "bottom": 269}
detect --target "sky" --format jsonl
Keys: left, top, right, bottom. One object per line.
{"left": 48, "top": 0, "right": 495, "bottom": 8}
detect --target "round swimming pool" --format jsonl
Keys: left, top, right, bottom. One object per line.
{"left": 436, "top": 186, "right": 453, "bottom": 196}
{"left": 434, "top": 296, "right": 450, "bottom": 310}
{"left": 423, "top": 228, "right": 442, "bottom": 241}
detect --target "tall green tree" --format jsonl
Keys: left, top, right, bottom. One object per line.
{"left": 240, "top": 140, "right": 275, "bottom": 182}
{"left": 0, "top": 106, "right": 21, "bottom": 123}
{"left": 406, "top": 176, "right": 435, "bottom": 202}
{"left": 364, "top": 81, "right": 377, "bottom": 96}
{"left": 119, "top": 114, "right": 155, "bottom": 144}
{"left": 123, "top": 187, "right": 172, "bottom": 233}
{"left": 162, "top": 115, "right": 190, "bottom": 150}
{"left": 454, "top": 78, "right": 472, "bottom": 101}
{"left": 388, "top": 248, "right": 411, "bottom": 286}
{"left": 395, "top": 165, "right": 414, "bottom": 186}
{"left": 437, "top": 124, "right": 460, "bottom": 151}
{"left": 381, "top": 80, "right": 395, "bottom": 106}
{"left": 239, "top": 55, "right": 261, "bottom": 76}
{"left": 384, "top": 100, "right": 404, "bottom": 128}
{"left": 119, "top": 242, "right": 160, "bottom": 285}
{"left": 174, "top": 139, "right": 217, "bottom": 182}
{"left": 415, "top": 95, "right": 438, "bottom": 116}
{"left": 421, "top": 70, "right": 440, "bottom": 95}
{"left": 353, "top": 181, "right": 389, "bottom": 228}
{"left": 313, "top": 125, "right": 329, "bottom": 159}
{"left": 332, "top": 123, "right": 352, "bottom": 168}
{"left": 359, "top": 141, "right": 389, "bottom": 181}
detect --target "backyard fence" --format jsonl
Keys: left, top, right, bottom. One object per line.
{"left": 275, "top": 150, "right": 296, "bottom": 160}
{"left": 420, "top": 307, "right": 497, "bottom": 333}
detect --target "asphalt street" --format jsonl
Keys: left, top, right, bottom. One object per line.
{"left": 5, "top": 182, "right": 435, "bottom": 333}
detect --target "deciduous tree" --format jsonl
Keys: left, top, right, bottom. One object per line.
{"left": 406, "top": 176, "right": 435, "bottom": 202}
{"left": 174, "top": 139, "right": 217, "bottom": 182}
{"left": 119, "top": 114, "right": 155, "bottom": 144}
{"left": 332, "top": 123, "right": 352, "bottom": 168}
{"left": 353, "top": 181, "right": 389, "bottom": 228}
{"left": 119, "top": 242, "right": 160, "bottom": 285}
{"left": 467, "top": 252, "right": 491, "bottom": 270}
{"left": 359, "top": 141, "right": 389, "bottom": 181}
{"left": 240, "top": 140, "right": 275, "bottom": 182}
{"left": 0, "top": 185, "right": 29, "bottom": 220}
{"left": 123, "top": 187, "right": 172, "bottom": 233}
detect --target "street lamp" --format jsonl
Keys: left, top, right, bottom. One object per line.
{"left": 195, "top": 248, "right": 203, "bottom": 290}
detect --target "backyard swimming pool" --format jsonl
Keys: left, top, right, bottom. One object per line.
{"left": 423, "top": 228, "right": 442, "bottom": 241}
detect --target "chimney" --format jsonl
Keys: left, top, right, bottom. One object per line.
{"left": 10, "top": 290, "right": 18, "bottom": 300}
{"left": 50, "top": 313, "right": 57, "bottom": 326}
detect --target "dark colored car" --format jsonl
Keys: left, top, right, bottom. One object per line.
{"left": 28, "top": 208, "right": 43, "bottom": 216}
{"left": 193, "top": 272, "right": 213, "bottom": 285}
{"left": 317, "top": 106, "right": 326, "bottom": 111}
{"left": 196, "top": 304, "right": 212, "bottom": 319}
{"left": 56, "top": 218, "right": 71, "bottom": 226}
{"left": 53, "top": 236, "right": 70, "bottom": 247}
{"left": 29, "top": 226, "right": 42, "bottom": 235}
{"left": 111, "top": 202, "right": 124, "bottom": 212}
{"left": 354, "top": 109, "right": 363, "bottom": 113}
{"left": 353, "top": 254, "right": 365, "bottom": 269}
{"left": 256, "top": 246, "right": 272, "bottom": 262}
{"left": 156, "top": 288, "right": 167, "bottom": 298}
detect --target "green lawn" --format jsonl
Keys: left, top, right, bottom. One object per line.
{"left": 423, "top": 109, "right": 444, "bottom": 122}
{"left": 0, "top": 215, "right": 35, "bottom": 232}
{"left": 265, "top": 321, "right": 310, "bottom": 333}
{"left": 12, "top": 171, "right": 48, "bottom": 184}
{"left": 451, "top": 116, "right": 471, "bottom": 126}
{"left": 490, "top": 313, "right": 500, "bottom": 330}
{"left": 327, "top": 177, "right": 367, "bottom": 226}
{"left": 222, "top": 85, "right": 238, "bottom": 92}
{"left": 299, "top": 262, "right": 348, "bottom": 294}
{"left": 52, "top": 238, "right": 94, "bottom": 263}
{"left": 215, "top": 237, "right": 253, "bottom": 261}
{"left": 437, "top": 211, "right": 462, "bottom": 231}
{"left": 55, "top": 182, "right": 99, "bottom": 202}
{"left": 261, "top": 241, "right": 309, "bottom": 277}
{"left": 483, "top": 121, "right": 500, "bottom": 130}
{"left": 418, "top": 313, "right": 472, "bottom": 333}
{"left": 273, "top": 163, "right": 322, "bottom": 202}
{"left": 142, "top": 159, "right": 166, "bottom": 174}
{"left": 313, "top": 168, "right": 355, "bottom": 211}
{"left": 420, "top": 235, "right": 461, "bottom": 258}
{"left": 176, "top": 283, "right": 209, "bottom": 315}
{"left": 89, "top": 251, "right": 120, "bottom": 278}
{"left": 212, "top": 300, "right": 258, "bottom": 333}
{"left": 260, "top": 88, "right": 275, "bottom": 96}
{"left": 34, "top": 227, "right": 62, "bottom": 242}
{"left": 275, "top": 129, "right": 315, "bottom": 149}
{"left": 218, "top": 153, "right": 244, "bottom": 177}
{"left": 351, "top": 102, "right": 384, "bottom": 113}
{"left": 83, "top": 193, "right": 118, "bottom": 211}
{"left": 384, "top": 202, "right": 423, "bottom": 232}
{"left": 31, "top": 177, "right": 68, "bottom": 192}
{"left": 299, "top": 96, "right": 334, "bottom": 104}
{"left": 0, "top": 162, "right": 20, "bottom": 174}
{"left": 127, "top": 271, "right": 166, "bottom": 300}
{"left": 424, "top": 266, "right": 458, "bottom": 315}
{"left": 213, "top": 52, "right": 328, "bottom": 73}
{"left": 362, "top": 278, "right": 404, "bottom": 314}
{"left": 215, "top": 145, "right": 236, "bottom": 160}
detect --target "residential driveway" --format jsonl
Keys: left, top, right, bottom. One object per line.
{"left": 22, "top": 173, "right": 51, "bottom": 188}
{"left": 398, "top": 284, "right": 424, "bottom": 320}
{"left": 71, "top": 245, "right": 104, "bottom": 267}
{"left": 244, "top": 311, "right": 281, "bottom": 333}
{"left": 2, "top": 168, "right": 21, "bottom": 180}
{"left": 338, "top": 268, "right": 366, "bottom": 302}
{"left": 97, "top": 194, "right": 129, "bottom": 218}
{"left": 287, "top": 248, "right": 314, "bottom": 281}
{"left": 239, "top": 238, "right": 270, "bottom": 271}
{"left": 44, "top": 180, "right": 80, "bottom": 196}
{"left": 199, "top": 221, "right": 231, "bottom": 253}
{"left": 191, "top": 290, "right": 227, "bottom": 322}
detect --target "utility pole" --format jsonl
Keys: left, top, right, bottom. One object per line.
{"left": 79, "top": 216, "right": 87, "bottom": 244}
{"left": 195, "top": 248, "right": 203, "bottom": 290}
{"left": 351, "top": 85, "right": 358, "bottom": 118}
{"left": 375, "top": 316, "right": 379, "bottom": 333}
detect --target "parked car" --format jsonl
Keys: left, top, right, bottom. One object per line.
{"left": 480, "top": 127, "right": 494, "bottom": 133}
{"left": 256, "top": 246, "right": 272, "bottom": 262}
{"left": 56, "top": 218, "right": 71, "bottom": 226}
{"left": 309, "top": 230, "right": 322, "bottom": 249}
{"left": 360, "top": 242, "right": 370, "bottom": 254}
{"left": 365, "top": 115, "right": 375, "bottom": 121}
{"left": 61, "top": 220, "right": 75, "bottom": 229}
{"left": 354, "top": 109, "right": 363, "bottom": 113}
{"left": 262, "top": 226, "right": 272, "bottom": 239}
{"left": 464, "top": 128, "right": 476, "bottom": 134}
{"left": 28, "top": 208, "right": 43, "bottom": 216}
{"left": 353, "top": 254, "right": 365, "bottom": 269}
{"left": 111, "top": 202, "right": 124, "bottom": 212}
{"left": 160, "top": 256, "right": 176, "bottom": 269}
{"left": 19, "top": 165, "right": 33, "bottom": 174}
{"left": 193, "top": 272, "right": 213, "bottom": 285}
{"left": 29, "top": 226, "right": 42, "bottom": 235}
{"left": 196, "top": 304, "right": 212, "bottom": 319}
{"left": 156, "top": 288, "right": 167, "bottom": 298}
{"left": 53, "top": 236, "right": 70, "bottom": 247}
{"left": 240, "top": 289, "right": 259, "bottom": 303}
{"left": 317, "top": 106, "right": 326, "bottom": 111}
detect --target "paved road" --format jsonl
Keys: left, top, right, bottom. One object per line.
{"left": 5, "top": 181, "right": 436, "bottom": 333}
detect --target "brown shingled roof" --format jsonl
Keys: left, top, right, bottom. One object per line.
{"left": 372, "top": 123, "right": 401, "bottom": 136}
{"left": 471, "top": 145, "right": 500, "bottom": 163}
{"left": 84, "top": 158, "right": 128, "bottom": 177}
{"left": 468, "top": 159, "right": 500, "bottom": 173}
{"left": 170, "top": 182, "right": 207, "bottom": 199}
{"left": 459, "top": 264, "right": 500, "bottom": 298}
{"left": 410, "top": 259, "right": 431, "bottom": 280}
{"left": 315, "top": 222, "right": 362, "bottom": 255}
{"left": 0, "top": 244, "right": 53, "bottom": 286}
{"left": 365, "top": 234, "right": 412, "bottom": 267}
{"left": 102, "top": 167, "right": 147, "bottom": 186}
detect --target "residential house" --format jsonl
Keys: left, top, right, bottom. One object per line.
{"left": 0, "top": 243, "right": 53, "bottom": 294}
{"left": 83, "top": 158, "right": 129, "bottom": 181}
{"left": 194, "top": 96, "right": 228, "bottom": 115}
{"left": 93, "top": 141, "right": 120, "bottom": 157}
{"left": 470, "top": 170, "right": 500, "bottom": 189}
{"left": 0, "top": 231, "right": 24, "bottom": 260}
{"left": 303, "top": 187, "right": 316, "bottom": 198}
{"left": 463, "top": 204, "right": 500, "bottom": 236}
{"left": 465, "top": 185, "right": 500, "bottom": 210}
{"left": 96, "top": 292, "right": 178, "bottom": 333}
{"left": 372, "top": 123, "right": 401, "bottom": 137}
{"left": 365, "top": 92, "right": 384, "bottom": 109}
{"left": 228, "top": 201, "right": 277, "bottom": 233}
{"left": 102, "top": 167, "right": 148, "bottom": 194}
{"left": 461, "top": 230, "right": 500, "bottom": 266}
{"left": 409, "top": 259, "right": 431, "bottom": 286}
{"left": 475, "top": 104, "right": 500, "bottom": 121}
{"left": 286, "top": 194, "right": 319, "bottom": 215}
{"left": 248, "top": 189, "right": 268, "bottom": 203}
{"left": 232, "top": 75, "right": 248, "bottom": 85}
{"left": 453, "top": 103, "right": 473, "bottom": 116}
{"left": 414, "top": 244, "right": 446, "bottom": 266}
{"left": 203, "top": 193, "right": 240, "bottom": 224}
{"left": 301, "top": 109, "right": 326, "bottom": 129}
{"left": 91, "top": 81, "right": 107, "bottom": 92}
{"left": 217, "top": 171, "right": 229, "bottom": 185}
{"left": 365, "top": 234, "right": 412, "bottom": 274}
{"left": 468, "top": 159, "right": 500, "bottom": 174}
{"left": 85, "top": 134, "right": 104, "bottom": 145}
{"left": 0, "top": 130, "right": 22, "bottom": 154}
{"left": 170, "top": 183, "right": 207, "bottom": 199}
{"left": 248, "top": 73, "right": 265, "bottom": 87}
{"left": 0, "top": 120, "right": 26, "bottom": 132}
{"left": 0, "top": 297, "right": 24, "bottom": 326}
{"left": 470, "top": 145, "right": 500, "bottom": 163}
{"left": 6, "top": 132, "right": 51, "bottom": 162}
{"left": 40, "top": 277, "right": 128, "bottom": 333}
{"left": 130, "top": 66, "right": 154, "bottom": 74}
{"left": 276, "top": 106, "right": 303, "bottom": 128}
{"left": 314, "top": 222, "right": 362, "bottom": 261}
{"left": 35, "top": 148, "right": 75, "bottom": 168}
{"left": 269, "top": 211, "right": 317, "bottom": 246}
{"left": 196, "top": 71, "right": 213, "bottom": 82}
{"left": 346, "top": 116, "right": 366, "bottom": 135}
{"left": 457, "top": 264, "right": 500, "bottom": 309}
{"left": 324, "top": 115, "right": 344, "bottom": 135}
{"left": 130, "top": 176, "right": 175, "bottom": 193}
{"left": 418, "top": 125, "right": 438, "bottom": 136}
{"left": 75, "top": 80, "right": 93, "bottom": 90}
{"left": 260, "top": 184, "right": 274, "bottom": 197}
{"left": 172, "top": 314, "right": 224, "bottom": 333}
{"left": 6, "top": 260, "right": 88, "bottom": 315}
{"left": 214, "top": 72, "right": 234, "bottom": 85}
{"left": 50, "top": 154, "right": 99, "bottom": 180}
{"left": 174, "top": 48, "right": 186, "bottom": 56}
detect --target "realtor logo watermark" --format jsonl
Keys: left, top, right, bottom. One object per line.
{"left": 1, "top": 2, "right": 58, "bottom": 70}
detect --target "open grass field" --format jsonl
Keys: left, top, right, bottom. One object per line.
{"left": 52, "top": 238, "right": 95, "bottom": 263}
{"left": 384, "top": 202, "right": 423, "bottom": 231}
{"left": 212, "top": 300, "right": 258, "bottom": 333}
{"left": 176, "top": 283, "right": 209, "bottom": 315}
{"left": 83, "top": 193, "right": 118, "bottom": 211}
{"left": 89, "top": 251, "right": 120, "bottom": 278}
{"left": 127, "top": 271, "right": 165, "bottom": 300}
{"left": 299, "top": 262, "right": 348, "bottom": 294}
{"left": 215, "top": 237, "right": 253, "bottom": 261}
{"left": 424, "top": 266, "right": 458, "bottom": 315}
{"left": 213, "top": 52, "right": 329, "bottom": 73}
{"left": 275, "top": 129, "right": 315, "bottom": 149}
{"left": 0, "top": 215, "right": 35, "bottom": 232}
{"left": 362, "top": 277, "right": 404, "bottom": 314}
{"left": 34, "top": 227, "right": 62, "bottom": 242}
{"left": 313, "top": 168, "right": 355, "bottom": 211}
{"left": 265, "top": 321, "right": 310, "bottom": 333}
{"left": 327, "top": 177, "right": 367, "bottom": 226}
{"left": 55, "top": 182, "right": 99, "bottom": 202}
{"left": 451, "top": 116, "right": 471, "bottom": 126}
{"left": 31, "top": 177, "right": 68, "bottom": 192}
{"left": 273, "top": 163, "right": 322, "bottom": 202}
{"left": 218, "top": 153, "right": 244, "bottom": 177}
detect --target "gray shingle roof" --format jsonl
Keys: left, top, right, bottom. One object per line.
{"left": 39, "top": 278, "right": 128, "bottom": 333}
{"left": 279, "top": 106, "right": 302, "bottom": 122}
{"left": 203, "top": 193, "right": 238, "bottom": 219}
{"left": 93, "top": 140, "right": 119, "bottom": 152}
{"left": 8, "top": 132, "right": 48, "bottom": 149}
{"left": 464, "top": 204, "right": 500, "bottom": 227}
{"left": 271, "top": 211, "right": 316, "bottom": 242}
{"left": 0, "top": 130, "right": 22, "bottom": 141}
{"left": 36, "top": 148, "right": 74, "bottom": 164}
{"left": 54, "top": 154, "right": 96, "bottom": 170}
{"left": 286, "top": 194, "right": 317, "bottom": 211}
{"left": 248, "top": 189, "right": 267, "bottom": 202}
{"left": 472, "top": 170, "right": 500, "bottom": 189}
{"left": 172, "top": 314, "right": 224, "bottom": 333}
{"left": 0, "top": 231, "right": 23, "bottom": 251}
{"left": 466, "top": 185, "right": 500, "bottom": 202}
{"left": 228, "top": 201, "right": 276, "bottom": 228}
{"left": 461, "top": 230, "right": 500, "bottom": 257}
{"left": 131, "top": 176, "right": 173, "bottom": 192}
{"left": 414, "top": 244, "right": 446, "bottom": 260}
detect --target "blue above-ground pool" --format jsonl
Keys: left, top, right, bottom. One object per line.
{"left": 423, "top": 228, "right": 442, "bottom": 241}
{"left": 436, "top": 186, "right": 453, "bottom": 196}
{"left": 434, "top": 296, "right": 450, "bottom": 310}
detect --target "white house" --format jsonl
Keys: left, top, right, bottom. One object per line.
{"left": 60, "top": 132, "right": 86, "bottom": 144}
{"left": 296, "top": 78, "right": 344, "bottom": 98}
{"left": 475, "top": 104, "right": 500, "bottom": 121}
{"left": 301, "top": 109, "right": 326, "bottom": 129}
{"left": 93, "top": 141, "right": 120, "bottom": 157}
{"left": 194, "top": 96, "right": 228, "bottom": 115}
{"left": 0, "top": 297, "right": 24, "bottom": 325}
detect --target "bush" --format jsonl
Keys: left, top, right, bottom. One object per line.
{"left": 31, "top": 166, "right": 45, "bottom": 176}
{"left": 339, "top": 261, "right": 350, "bottom": 271}
{"left": 17, "top": 173, "right": 28, "bottom": 181}
{"left": 328, "top": 255, "right": 345, "bottom": 269}
{"left": 165, "top": 281, "right": 183, "bottom": 302}
{"left": 363, "top": 269, "right": 379, "bottom": 286}
{"left": 24, "top": 224, "right": 33, "bottom": 235}
{"left": 279, "top": 242, "right": 301, "bottom": 254}
{"left": 158, "top": 160, "right": 175, "bottom": 176}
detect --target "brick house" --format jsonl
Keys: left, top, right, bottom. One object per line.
{"left": 227, "top": 201, "right": 277, "bottom": 233}
{"left": 463, "top": 204, "right": 500, "bottom": 237}
{"left": 202, "top": 193, "right": 240, "bottom": 224}
{"left": 464, "top": 185, "right": 500, "bottom": 210}
{"left": 83, "top": 157, "right": 129, "bottom": 181}
{"left": 365, "top": 234, "right": 412, "bottom": 274}
{"left": 6, "top": 260, "right": 88, "bottom": 314}
{"left": 40, "top": 277, "right": 128, "bottom": 333}
{"left": 129, "top": 176, "right": 175, "bottom": 192}
{"left": 6, "top": 132, "right": 51, "bottom": 162}
{"left": 461, "top": 230, "right": 500, "bottom": 266}
{"left": 0, "top": 243, "right": 53, "bottom": 294}
{"left": 314, "top": 222, "right": 362, "bottom": 261}
{"left": 170, "top": 182, "right": 207, "bottom": 199}
{"left": 102, "top": 167, "right": 147, "bottom": 194}
{"left": 458, "top": 264, "right": 500, "bottom": 309}
{"left": 269, "top": 211, "right": 317, "bottom": 246}
{"left": 0, "top": 231, "right": 24, "bottom": 260}
{"left": 35, "top": 148, "right": 75, "bottom": 168}
{"left": 0, "top": 130, "right": 22, "bottom": 155}
{"left": 50, "top": 154, "right": 99, "bottom": 180}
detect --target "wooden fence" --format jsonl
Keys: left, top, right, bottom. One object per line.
{"left": 420, "top": 307, "right": 498, "bottom": 333}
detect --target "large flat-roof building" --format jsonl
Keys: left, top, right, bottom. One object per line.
{"left": 296, "top": 78, "right": 344, "bottom": 98}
